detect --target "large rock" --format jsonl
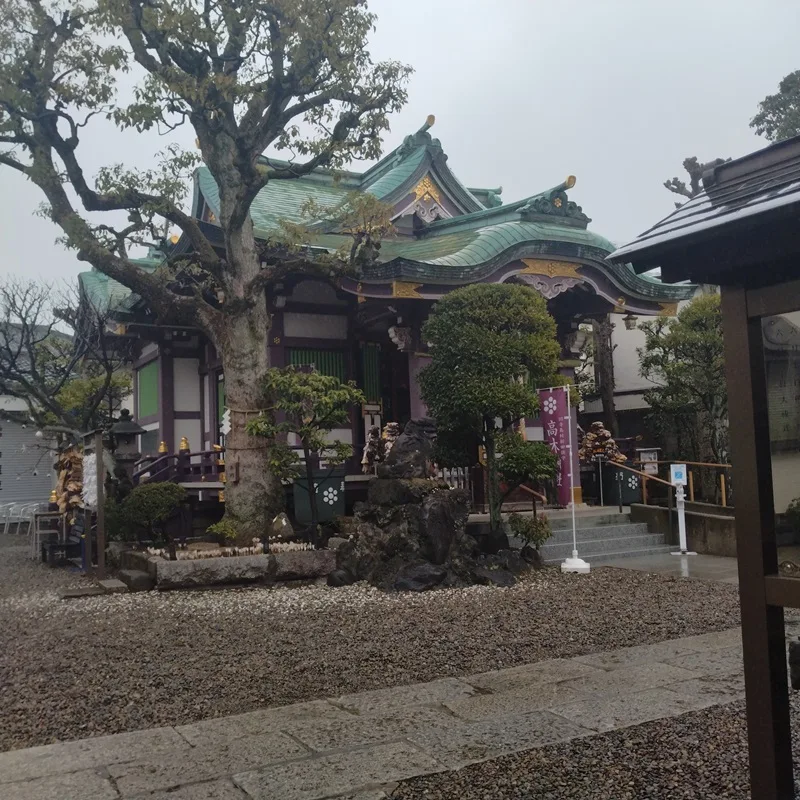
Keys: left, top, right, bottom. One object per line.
{"left": 155, "top": 554, "right": 277, "bottom": 590}
{"left": 273, "top": 550, "right": 336, "bottom": 580}
{"left": 118, "top": 569, "right": 155, "bottom": 592}
{"left": 336, "top": 480, "right": 475, "bottom": 591}
{"left": 471, "top": 565, "right": 516, "bottom": 587}
{"left": 377, "top": 418, "right": 437, "bottom": 479}
{"left": 394, "top": 562, "right": 447, "bottom": 592}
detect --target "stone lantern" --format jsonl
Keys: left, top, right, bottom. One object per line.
{"left": 110, "top": 409, "right": 145, "bottom": 480}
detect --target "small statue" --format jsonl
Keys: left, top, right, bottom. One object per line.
{"left": 579, "top": 421, "right": 627, "bottom": 464}
{"left": 361, "top": 425, "right": 385, "bottom": 474}
{"left": 381, "top": 422, "right": 401, "bottom": 458}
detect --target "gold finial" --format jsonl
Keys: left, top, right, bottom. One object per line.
{"left": 218, "top": 489, "right": 225, "bottom": 503}
{"left": 170, "top": 234, "right": 180, "bottom": 244}
{"left": 49, "top": 489, "right": 57, "bottom": 503}
{"left": 426, "top": 114, "right": 435, "bottom": 127}
{"left": 565, "top": 175, "right": 576, "bottom": 189}
{"left": 220, "top": 471, "right": 227, "bottom": 484}
{"left": 158, "top": 441, "right": 168, "bottom": 454}
{"left": 212, "top": 444, "right": 223, "bottom": 451}
{"left": 179, "top": 436, "right": 190, "bottom": 452}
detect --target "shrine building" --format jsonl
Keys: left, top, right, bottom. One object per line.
{"left": 80, "top": 117, "right": 694, "bottom": 501}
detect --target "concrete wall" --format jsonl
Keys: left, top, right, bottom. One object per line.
{"left": 630, "top": 502, "right": 737, "bottom": 557}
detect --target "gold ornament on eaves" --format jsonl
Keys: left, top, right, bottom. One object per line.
{"left": 412, "top": 176, "right": 442, "bottom": 204}
{"left": 519, "top": 259, "right": 582, "bottom": 280}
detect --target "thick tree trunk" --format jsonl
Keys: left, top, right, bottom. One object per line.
{"left": 593, "top": 317, "right": 620, "bottom": 438}
{"left": 485, "top": 429, "right": 502, "bottom": 535}
{"left": 216, "top": 307, "right": 284, "bottom": 543}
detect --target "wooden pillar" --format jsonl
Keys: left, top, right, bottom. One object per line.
{"left": 721, "top": 285, "right": 793, "bottom": 800}
{"left": 95, "top": 431, "right": 106, "bottom": 581}
{"left": 158, "top": 347, "right": 175, "bottom": 454}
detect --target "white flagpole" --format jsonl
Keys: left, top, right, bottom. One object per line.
{"left": 560, "top": 384, "right": 590, "bottom": 574}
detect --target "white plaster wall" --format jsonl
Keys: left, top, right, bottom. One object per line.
{"left": 173, "top": 358, "right": 201, "bottom": 412}
{"left": 283, "top": 313, "right": 347, "bottom": 339}
{"left": 610, "top": 314, "right": 651, "bottom": 394}
{"left": 174, "top": 419, "right": 202, "bottom": 454}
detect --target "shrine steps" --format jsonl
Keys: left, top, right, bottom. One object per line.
{"left": 535, "top": 514, "right": 673, "bottom": 564}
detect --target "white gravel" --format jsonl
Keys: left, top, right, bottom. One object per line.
{"left": 0, "top": 533, "right": 741, "bottom": 751}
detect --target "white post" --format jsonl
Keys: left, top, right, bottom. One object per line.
{"left": 561, "top": 385, "right": 590, "bottom": 574}
{"left": 669, "top": 464, "right": 696, "bottom": 556}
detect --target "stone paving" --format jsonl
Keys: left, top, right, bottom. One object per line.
{"left": 0, "top": 626, "right": 753, "bottom": 800}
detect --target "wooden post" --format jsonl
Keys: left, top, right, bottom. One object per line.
{"left": 642, "top": 475, "right": 648, "bottom": 505}
{"left": 720, "top": 472, "right": 728, "bottom": 507}
{"left": 721, "top": 285, "right": 792, "bottom": 798}
{"left": 688, "top": 471, "right": 695, "bottom": 502}
{"left": 95, "top": 431, "right": 106, "bottom": 581}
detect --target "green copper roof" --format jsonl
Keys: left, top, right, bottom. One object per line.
{"left": 78, "top": 257, "right": 162, "bottom": 311}
{"left": 188, "top": 120, "right": 694, "bottom": 303}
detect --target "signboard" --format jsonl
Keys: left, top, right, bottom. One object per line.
{"left": 538, "top": 388, "right": 571, "bottom": 507}
{"left": 637, "top": 447, "right": 660, "bottom": 476}
{"left": 670, "top": 463, "right": 688, "bottom": 486}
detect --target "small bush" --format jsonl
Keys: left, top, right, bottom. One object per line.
{"left": 119, "top": 483, "right": 186, "bottom": 539}
{"left": 207, "top": 519, "right": 239, "bottom": 542}
{"left": 508, "top": 512, "right": 552, "bottom": 550}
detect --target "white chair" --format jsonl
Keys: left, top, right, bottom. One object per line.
{"left": 0, "top": 503, "right": 15, "bottom": 534}
{"left": 2, "top": 503, "right": 26, "bottom": 535}
{"left": 29, "top": 506, "right": 62, "bottom": 561}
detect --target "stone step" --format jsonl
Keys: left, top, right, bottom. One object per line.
{"left": 546, "top": 522, "right": 650, "bottom": 544}
{"left": 539, "top": 533, "right": 668, "bottom": 560}
{"left": 584, "top": 544, "right": 678, "bottom": 563}
{"left": 118, "top": 568, "right": 155, "bottom": 592}
{"left": 543, "top": 544, "right": 675, "bottom": 565}
{"left": 549, "top": 512, "right": 631, "bottom": 531}
{"left": 509, "top": 523, "right": 651, "bottom": 551}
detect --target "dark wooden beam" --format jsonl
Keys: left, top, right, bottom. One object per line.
{"left": 765, "top": 575, "right": 800, "bottom": 609}
{"left": 721, "top": 284, "right": 793, "bottom": 799}
{"left": 747, "top": 279, "right": 800, "bottom": 319}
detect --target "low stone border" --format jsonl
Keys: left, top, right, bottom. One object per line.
{"left": 117, "top": 548, "right": 336, "bottom": 590}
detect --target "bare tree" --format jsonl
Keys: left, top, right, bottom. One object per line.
{"left": 0, "top": 277, "right": 133, "bottom": 431}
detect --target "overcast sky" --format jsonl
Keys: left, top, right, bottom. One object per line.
{"left": 1, "top": 0, "right": 798, "bottom": 285}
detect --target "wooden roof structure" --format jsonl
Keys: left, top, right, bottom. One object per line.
{"left": 611, "top": 133, "right": 800, "bottom": 800}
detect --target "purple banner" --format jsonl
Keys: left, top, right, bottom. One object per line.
{"left": 538, "top": 387, "right": 571, "bottom": 507}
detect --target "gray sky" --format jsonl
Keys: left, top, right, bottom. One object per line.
{"left": 1, "top": 0, "right": 798, "bottom": 285}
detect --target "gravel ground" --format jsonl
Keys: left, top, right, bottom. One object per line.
{"left": 0, "top": 533, "right": 741, "bottom": 752}
{"left": 392, "top": 697, "right": 800, "bottom": 800}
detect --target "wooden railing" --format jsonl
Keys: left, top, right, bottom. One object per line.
{"left": 133, "top": 448, "right": 226, "bottom": 485}
{"left": 634, "top": 459, "right": 732, "bottom": 507}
